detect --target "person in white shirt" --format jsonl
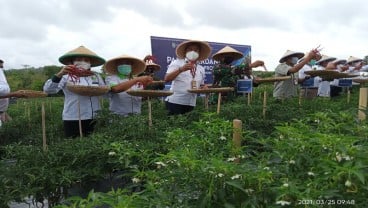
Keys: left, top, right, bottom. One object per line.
{"left": 315, "top": 55, "right": 336, "bottom": 97}
{"left": 273, "top": 49, "right": 320, "bottom": 100}
{"left": 346, "top": 56, "right": 364, "bottom": 75}
{"left": 298, "top": 55, "right": 321, "bottom": 98}
{"left": 43, "top": 46, "right": 106, "bottom": 138}
{"left": 164, "top": 40, "right": 211, "bottom": 115}
{"left": 329, "top": 59, "right": 349, "bottom": 97}
{"left": 0, "top": 59, "right": 11, "bottom": 126}
{"left": 104, "top": 55, "right": 153, "bottom": 116}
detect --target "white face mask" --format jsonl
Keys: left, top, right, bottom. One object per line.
{"left": 74, "top": 61, "right": 91, "bottom": 70}
{"left": 290, "top": 57, "right": 299, "bottom": 65}
{"left": 186, "top": 51, "right": 199, "bottom": 61}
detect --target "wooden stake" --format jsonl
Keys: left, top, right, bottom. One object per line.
{"left": 78, "top": 98, "right": 83, "bottom": 138}
{"left": 42, "top": 102, "right": 47, "bottom": 151}
{"left": 204, "top": 94, "right": 209, "bottom": 110}
{"left": 216, "top": 92, "right": 222, "bottom": 114}
{"left": 347, "top": 88, "right": 351, "bottom": 104}
{"left": 247, "top": 93, "right": 251, "bottom": 106}
{"left": 262, "top": 91, "right": 267, "bottom": 119}
{"left": 148, "top": 97, "right": 152, "bottom": 127}
{"left": 232, "top": 119, "right": 242, "bottom": 164}
{"left": 358, "top": 88, "right": 368, "bottom": 121}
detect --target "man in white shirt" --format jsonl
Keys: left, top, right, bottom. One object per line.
{"left": 164, "top": 40, "right": 211, "bottom": 115}
{"left": 315, "top": 55, "right": 336, "bottom": 97}
{"left": 0, "top": 59, "right": 11, "bottom": 126}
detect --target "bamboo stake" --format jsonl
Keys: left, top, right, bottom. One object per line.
{"left": 247, "top": 93, "right": 251, "bottom": 106}
{"left": 262, "top": 91, "right": 267, "bottom": 119}
{"left": 49, "top": 99, "right": 52, "bottom": 114}
{"left": 78, "top": 98, "right": 83, "bottom": 138}
{"left": 27, "top": 103, "right": 31, "bottom": 128}
{"left": 42, "top": 102, "right": 47, "bottom": 151}
{"left": 148, "top": 97, "right": 152, "bottom": 127}
{"left": 358, "top": 88, "right": 367, "bottom": 121}
{"left": 204, "top": 94, "right": 209, "bottom": 110}
{"left": 347, "top": 88, "right": 351, "bottom": 104}
{"left": 216, "top": 92, "right": 222, "bottom": 114}
{"left": 232, "top": 119, "right": 242, "bottom": 164}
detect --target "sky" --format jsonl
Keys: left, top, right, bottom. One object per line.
{"left": 0, "top": 0, "right": 367, "bottom": 72}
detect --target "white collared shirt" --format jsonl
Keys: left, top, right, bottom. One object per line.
{"left": 43, "top": 74, "right": 105, "bottom": 120}
{"left": 105, "top": 75, "right": 143, "bottom": 116}
{"left": 316, "top": 66, "right": 330, "bottom": 97}
{"left": 165, "top": 59, "right": 206, "bottom": 106}
{"left": 0, "top": 69, "right": 10, "bottom": 112}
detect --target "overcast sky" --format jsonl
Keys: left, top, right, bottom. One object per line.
{"left": 0, "top": 0, "right": 367, "bottom": 71}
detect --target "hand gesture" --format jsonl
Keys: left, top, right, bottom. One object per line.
{"left": 180, "top": 63, "right": 195, "bottom": 72}
{"left": 250, "top": 60, "right": 265, "bottom": 68}
{"left": 136, "top": 75, "right": 153, "bottom": 86}
{"left": 56, "top": 65, "right": 73, "bottom": 77}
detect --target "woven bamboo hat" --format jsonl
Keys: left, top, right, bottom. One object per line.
{"left": 316, "top": 55, "right": 336, "bottom": 65}
{"left": 144, "top": 55, "right": 161, "bottom": 72}
{"left": 346, "top": 56, "right": 363, "bottom": 64}
{"left": 105, "top": 55, "right": 146, "bottom": 75}
{"left": 58, "top": 46, "right": 105, "bottom": 67}
{"left": 279, "top": 50, "right": 304, "bottom": 63}
{"left": 175, "top": 40, "right": 211, "bottom": 61}
{"left": 333, "top": 59, "right": 347, "bottom": 65}
{"left": 212, "top": 45, "right": 244, "bottom": 61}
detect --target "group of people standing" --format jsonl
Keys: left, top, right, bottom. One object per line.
{"left": 1, "top": 40, "right": 366, "bottom": 138}
{"left": 273, "top": 49, "right": 367, "bottom": 100}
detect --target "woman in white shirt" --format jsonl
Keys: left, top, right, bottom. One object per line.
{"left": 104, "top": 55, "right": 153, "bottom": 116}
{"left": 164, "top": 40, "right": 211, "bottom": 115}
{"left": 43, "top": 46, "right": 106, "bottom": 138}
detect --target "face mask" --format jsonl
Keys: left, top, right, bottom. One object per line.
{"left": 309, "top": 59, "right": 316, "bottom": 66}
{"left": 74, "top": 61, "right": 91, "bottom": 70}
{"left": 117, "top": 64, "right": 132, "bottom": 75}
{"left": 290, "top": 57, "right": 299, "bottom": 65}
{"left": 186, "top": 51, "right": 199, "bottom": 61}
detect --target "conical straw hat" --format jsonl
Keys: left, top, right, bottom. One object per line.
{"left": 346, "top": 56, "right": 363, "bottom": 64}
{"left": 279, "top": 50, "right": 304, "bottom": 63}
{"left": 104, "top": 55, "right": 146, "bottom": 75}
{"left": 144, "top": 55, "right": 161, "bottom": 72}
{"left": 315, "top": 55, "right": 336, "bottom": 65}
{"left": 175, "top": 40, "right": 211, "bottom": 61}
{"left": 212, "top": 45, "right": 244, "bottom": 61}
{"left": 59, "top": 45, "right": 105, "bottom": 67}
{"left": 333, "top": 59, "right": 347, "bottom": 65}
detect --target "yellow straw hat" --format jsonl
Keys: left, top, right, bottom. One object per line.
{"left": 212, "top": 45, "right": 244, "bottom": 61}
{"left": 58, "top": 45, "right": 105, "bottom": 67}
{"left": 104, "top": 55, "right": 146, "bottom": 75}
{"left": 175, "top": 40, "right": 211, "bottom": 61}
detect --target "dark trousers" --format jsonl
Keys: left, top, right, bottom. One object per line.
{"left": 63, "top": 119, "right": 95, "bottom": 138}
{"left": 330, "top": 86, "right": 342, "bottom": 97}
{"left": 165, "top": 101, "right": 194, "bottom": 115}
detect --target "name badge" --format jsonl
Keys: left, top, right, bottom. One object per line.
{"left": 191, "top": 80, "right": 197, "bottom": 89}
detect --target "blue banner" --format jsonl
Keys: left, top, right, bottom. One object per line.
{"left": 150, "top": 36, "right": 251, "bottom": 84}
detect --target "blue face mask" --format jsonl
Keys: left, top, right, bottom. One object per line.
{"left": 117, "top": 64, "right": 132, "bottom": 75}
